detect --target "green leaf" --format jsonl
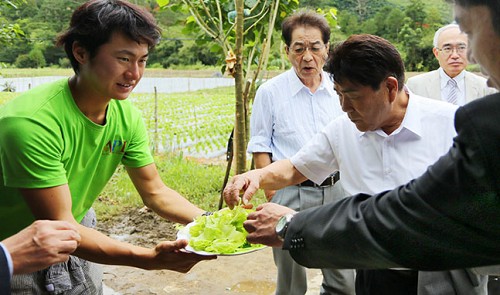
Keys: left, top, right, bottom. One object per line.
{"left": 156, "top": 0, "right": 169, "bottom": 8}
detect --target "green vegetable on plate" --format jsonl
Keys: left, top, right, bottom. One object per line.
{"left": 188, "top": 207, "right": 264, "bottom": 254}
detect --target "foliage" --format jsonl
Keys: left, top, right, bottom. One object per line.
{"left": 332, "top": 0, "right": 451, "bottom": 71}
{"left": 1, "top": 81, "right": 16, "bottom": 92}
{"left": 0, "top": 0, "right": 453, "bottom": 73}
{"left": 15, "top": 47, "right": 46, "bottom": 68}
{"left": 164, "top": 0, "right": 299, "bottom": 75}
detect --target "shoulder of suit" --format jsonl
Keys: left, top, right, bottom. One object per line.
{"left": 464, "top": 71, "right": 488, "bottom": 83}
{"left": 407, "top": 70, "right": 438, "bottom": 84}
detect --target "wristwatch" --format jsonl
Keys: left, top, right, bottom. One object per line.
{"left": 275, "top": 213, "right": 295, "bottom": 241}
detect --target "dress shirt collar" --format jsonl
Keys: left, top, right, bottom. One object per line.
{"left": 358, "top": 86, "right": 422, "bottom": 139}
{"left": 439, "top": 67, "right": 466, "bottom": 91}
{"left": 288, "top": 69, "right": 335, "bottom": 97}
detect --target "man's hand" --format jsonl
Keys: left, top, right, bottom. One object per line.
{"left": 146, "top": 239, "right": 216, "bottom": 273}
{"left": 223, "top": 170, "right": 262, "bottom": 209}
{"left": 264, "top": 189, "right": 277, "bottom": 202}
{"left": 243, "top": 203, "right": 296, "bottom": 247}
{"left": 2, "top": 220, "right": 81, "bottom": 274}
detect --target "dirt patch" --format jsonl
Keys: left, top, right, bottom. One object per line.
{"left": 96, "top": 207, "right": 322, "bottom": 295}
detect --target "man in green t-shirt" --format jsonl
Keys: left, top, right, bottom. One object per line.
{"left": 0, "top": 0, "right": 215, "bottom": 293}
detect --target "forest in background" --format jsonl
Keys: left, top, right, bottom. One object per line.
{"left": 0, "top": 0, "right": 453, "bottom": 72}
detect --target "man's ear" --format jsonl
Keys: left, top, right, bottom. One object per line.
{"left": 386, "top": 76, "right": 399, "bottom": 103}
{"left": 72, "top": 42, "right": 88, "bottom": 65}
{"left": 432, "top": 47, "right": 440, "bottom": 59}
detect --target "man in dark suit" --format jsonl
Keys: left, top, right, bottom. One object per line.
{"left": 0, "top": 220, "right": 80, "bottom": 293}
{"left": 224, "top": 0, "right": 499, "bottom": 275}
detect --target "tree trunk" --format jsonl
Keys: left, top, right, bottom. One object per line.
{"left": 233, "top": 0, "right": 246, "bottom": 174}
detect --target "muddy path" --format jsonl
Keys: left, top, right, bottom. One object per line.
{"left": 97, "top": 207, "right": 322, "bottom": 295}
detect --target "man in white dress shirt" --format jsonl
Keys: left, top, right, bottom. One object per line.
{"left": 406, "top": 23, "right": 496, "bottom": 105}
{"left": 225, "top": 34, "right": 485, "bottom": 295}
{"left": 246, "top": 10, "right": 355, "bottom": 295}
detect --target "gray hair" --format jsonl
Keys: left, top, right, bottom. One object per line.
{"left": 433, "top": 23, "right": 461, "bottom": 48}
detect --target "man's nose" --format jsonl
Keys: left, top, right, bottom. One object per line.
{"left": 302, "top": 48, "right": 314, "bottom": 61}
{"left": 126, "top": 63, "right": 141, "bottom": 80}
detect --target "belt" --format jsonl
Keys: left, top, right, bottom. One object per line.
{"left": 298, "top": 172, "right": 340, "bottom": 187}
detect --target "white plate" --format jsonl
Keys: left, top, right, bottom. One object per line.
{"left": 176, "top": 221, "right": 266, "bottom": 256}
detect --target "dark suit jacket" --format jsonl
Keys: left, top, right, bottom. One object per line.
{"left": 283, "top": 93, "right": 500, "bottom": 271}
{"left": 0, "top": 245, "right": 11, "bottom": 294}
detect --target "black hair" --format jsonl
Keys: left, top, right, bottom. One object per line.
{"left": 56, "top": 0, "right": 161, "bottom": 74}
{"left": 325, "top": 34, "right": 405, "bottom": 91}
{"left": 281, "top": 10, "right": 330, "bottom": 46}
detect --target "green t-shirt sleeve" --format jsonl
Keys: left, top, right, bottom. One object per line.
{"left": 121, "top": 110, "right": 154, "bottom": 168}
{"left": 0, "top": 116, "right": 67, "bottom": 188}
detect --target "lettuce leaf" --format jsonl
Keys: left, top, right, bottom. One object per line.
{"left": 188, "top": 207, "right": 263, "bottom": 254}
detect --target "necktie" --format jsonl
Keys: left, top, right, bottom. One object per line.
{"left": 446, "top": 79, "right": 458, "bottom": 105}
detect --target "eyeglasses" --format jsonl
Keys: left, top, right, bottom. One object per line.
{"left": 288, "top": 43, "right": 326, "bottom": 56}
{"left": 437, "top": 44, "right": 467, "bottom": 55}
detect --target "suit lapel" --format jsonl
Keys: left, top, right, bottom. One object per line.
{"left": 426, "top": 70, "right": 442, "bottom": 100}
{"left": 464, "top": 72, "right": 479, "bottom": 103}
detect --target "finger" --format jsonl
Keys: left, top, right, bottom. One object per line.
{"left": 58, "top": 229, "right": 81, "bottom": 243}
{"left": 174, "top": 239, "right": 189, "bottom": 248}
{"left": 46, "top": 220, "right": 78, "bottom": 231}
{"left": 196, "top": 254, "right": 217, "bottom": 261}
{"left": 246, "top": 211, "right": 257, "bottom": 220}
{"left": 243, "top": 220, "right": 256, "bottom": 233}
{"left": 240, "top": 203, "right": 253, "bottom": 209}
{"left": 156, "top": 240, "right": 187, "bottom": 252}
{"left": 223, "top": 183, "right": 241, "bottom": 209}
{"left": 57, "top": 240, "right": 80, "bottom": 254}
{"left": 241, "top": 184, "right": 258, "bottom": 206}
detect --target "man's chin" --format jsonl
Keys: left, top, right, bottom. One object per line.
{"left": 486, "top": 78, "right": 499, "bottom": 90}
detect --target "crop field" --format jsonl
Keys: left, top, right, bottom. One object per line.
{"left": 132, "top": 86, "right": 235, "bottom": 158}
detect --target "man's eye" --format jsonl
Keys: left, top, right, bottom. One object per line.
{"left": 118, "top": 57, "right": 129, "bottom": 62}
{"left": 293, "top": 47, "right": 305, "bottom": 54}
{"left": 311, "top": 46, "right": 322, "bottom": 52}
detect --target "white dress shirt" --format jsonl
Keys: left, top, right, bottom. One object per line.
{"left": 247, "top": 69, "right": 343, "bottom": 161}
{"left": 440, "top": 67, "right": 466, "bottom": 105}
{"left": 291, "top": 90, "right": 458, "bottom": 195}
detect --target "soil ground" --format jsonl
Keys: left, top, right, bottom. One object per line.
{"left": 97, "top": 207, "right": 323, "bottom": 295}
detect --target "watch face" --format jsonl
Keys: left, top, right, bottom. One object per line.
{"left": 276, "top": 215, "right": 288, "bottom": 232}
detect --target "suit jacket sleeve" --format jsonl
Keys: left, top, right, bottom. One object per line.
{"left": 284, "top": 93, "right": 500, "bottom": 271}
{"left": 0, "top": 244, "right": 11, "bottom": 293}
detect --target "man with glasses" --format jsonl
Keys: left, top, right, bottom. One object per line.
{"left": 407, "top": 23, "right": 496, "bottom": 105}
{"left": 246, "top": 9, "right": 354, "bottom": 295}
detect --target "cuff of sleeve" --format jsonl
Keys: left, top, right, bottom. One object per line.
{"left": 0, "top": 242, "right": 13, "bottom": 279}
{"left": 247, "top": 136, "right": 272, "bottom": 154}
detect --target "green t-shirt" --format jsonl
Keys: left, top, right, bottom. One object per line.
{"left": 0, "top": 78, "right": 154, "bottom": 239}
